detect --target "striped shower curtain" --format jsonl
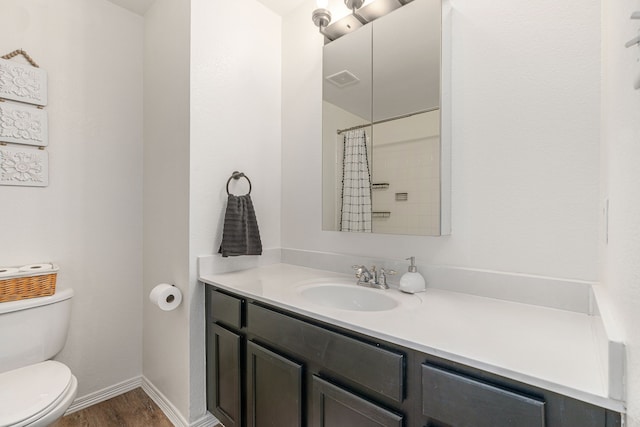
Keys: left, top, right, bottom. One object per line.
{"left": 340, "top": 129, "right": 372, "bottom": 232}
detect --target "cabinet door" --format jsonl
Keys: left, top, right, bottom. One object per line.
{"left": 312, "top": 376, "right": 403, "bottom": 427}
{"left": 207, "top": 323, "right": 242, "bottom": 427}
{"left": 247, "top": 341, "right": 303, "bottom": 427}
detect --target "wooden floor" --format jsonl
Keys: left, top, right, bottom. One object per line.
{"left": 52, "top": 388, "right": 175, "bottom": 427}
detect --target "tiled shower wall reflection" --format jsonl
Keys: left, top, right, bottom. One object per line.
{"left": 371, "top": 110, "right": 440, "bottom": 235}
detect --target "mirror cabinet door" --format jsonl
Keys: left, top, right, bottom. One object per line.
{"left": 322, "top": 24, "right": 373, "bottom": 232}
{"left": 372, "top": 0, "right": 440, "bottom": 121}
{"left": 322, "top": 0, "right": 448, "bottom": 236}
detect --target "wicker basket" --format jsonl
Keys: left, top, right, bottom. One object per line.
{"left": 0, "top": 264, "right": 58, "bottom": 303}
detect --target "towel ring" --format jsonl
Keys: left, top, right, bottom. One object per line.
{"left": 226, "top": 171, "right": 252, "bottom": 196}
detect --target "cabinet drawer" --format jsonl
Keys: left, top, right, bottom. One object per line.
{"left": 210, "top": 289, "right": 244, "bottom": 329}
{"left": 422, "top": 364, "right": 545, "bottom": 427}
{"left": 247, "top": 303, "right": 404, "bottom": 403}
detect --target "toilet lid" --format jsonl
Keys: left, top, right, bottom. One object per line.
{"left": 0, "top": 361, "right": 73, "bottom": 427}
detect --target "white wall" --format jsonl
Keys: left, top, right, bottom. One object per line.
{"left": 189, "top": 0, "right": 281, "bottom": 417}
{"left": 282, "top": 0, "right": 601, "bottom": 281}
{"left": 143, "top": 0, "right": 191, "bottom": 421}
{"left": 189, "top": 0, "right": 282, "bottom": 422}
{"left": 601, "top": 0, "right": 640, "bottom": 424}
{"left": 190, "top": 0, "right": 282, "bottom": 263}
{"left": 143, "top": 0, "right": 282, "bottom": 423}
{"left": 0, "top": 0, "right": 143, "bottom": 398}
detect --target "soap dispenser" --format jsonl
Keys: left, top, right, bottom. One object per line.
{"left": 399, "top": 256, "right": 426, "bottom": 294}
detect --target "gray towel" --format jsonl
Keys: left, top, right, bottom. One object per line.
{"left": 218, "top": 194, "right": 262, "bottom": 257}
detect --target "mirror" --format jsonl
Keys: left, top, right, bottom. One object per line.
{"left": 321, "top": 0, "right": 450, "bottom": 236}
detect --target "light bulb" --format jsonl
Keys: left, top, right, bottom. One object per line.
{"left": 316, "top": 0, "right": 328, "bottom": 9}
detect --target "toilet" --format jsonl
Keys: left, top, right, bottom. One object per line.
{"left": 0, "top": 288, "right": 78, "bottom": 427}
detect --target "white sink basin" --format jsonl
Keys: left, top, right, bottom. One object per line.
{"left": 299, "top": 283, "right": 398, "bottom": 312}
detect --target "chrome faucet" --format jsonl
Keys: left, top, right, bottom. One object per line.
{"left": 353, "top": 265, "right": 374, "bottom": 284}
{"left": 378, "top": 267, "right": 395, "bottom": 288}
{"left": 352, "top": 265, "right": 396, "bottom": 289}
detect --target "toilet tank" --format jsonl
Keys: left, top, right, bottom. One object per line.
{"left": 0, "top": 288, "right": 73, "bottom": 374}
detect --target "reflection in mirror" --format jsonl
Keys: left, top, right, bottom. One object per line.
{"left": 322, "top": 0, "right": 450, "bottom": 236}
{"left": 322, "top": 24, "right": 373, "bottom": 233}
{"left": 372, "top": 111, "right": 441, "bottom": 235}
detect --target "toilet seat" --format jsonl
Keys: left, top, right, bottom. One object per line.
{"left": 0, "top": 361, "right": 76, "bottom": 427}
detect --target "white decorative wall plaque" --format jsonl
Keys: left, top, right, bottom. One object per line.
{"left": 0, "top": 58, "right": 48, "bottom": 106}
{"left": 0, "top": 144, "right": 48, "bottom": 187}
{"left": 0, "top": 102, "right": 48, "bottom": 146}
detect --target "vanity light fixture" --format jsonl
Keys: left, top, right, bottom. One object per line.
{"left": 344, "top": 0, "right": 367, "bottom": 24}
{"left": 312, "top": 0, "right": 333, "bottom": 39}
{"left": 345, "top": 0, "right": 365, "bottom": 7}
{"left": 313, "top": 0, "right": 405, "bottom": 41}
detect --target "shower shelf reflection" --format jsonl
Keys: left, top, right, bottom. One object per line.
{"left": 372, "top": 211, "right": 391, "bottom": 219}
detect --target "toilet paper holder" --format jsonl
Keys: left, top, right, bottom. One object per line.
{"left": 149, "top": 283, "right": 182, "bottom": 311}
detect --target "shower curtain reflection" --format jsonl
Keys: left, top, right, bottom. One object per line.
{"left": 340, "top": 129, "right": 372, "bottom": 232}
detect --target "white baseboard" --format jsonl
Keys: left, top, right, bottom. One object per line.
{"left": 65, "top": 375, "right": 219, "bottom": 427}
{"left": 141, "top": 376, "right": 189, "bottom": 427}
{"left": 141, "top": 376, "right": 219, "bottom": 427}
{"left": 65, "top": 376, "right": 142, "bottom": 414}
{"left": 190, "top": 412, "right": 220, "bottom": 427}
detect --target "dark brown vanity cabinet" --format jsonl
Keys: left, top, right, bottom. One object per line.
{"left": 207, "top": 288, "right": 305, "bottom": 427}
{"left": 206, "top": 286, "right": 405, "bottom": 427}
{"left": 205, "top": 285, "right": 622, "bottom": 427}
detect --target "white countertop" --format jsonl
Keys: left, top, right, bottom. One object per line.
{"left": 200, "top": 263, "right": 624, "bottom": 412}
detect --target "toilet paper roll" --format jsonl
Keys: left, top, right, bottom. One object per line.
{"left": 0, "top": 267, "right": 19, "bottom": 277}
{"left": 149, "top": 283, "right": 182, "bottom": 311}
{"left": 19, "top": 263, "right": 54, "bottom": 273}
